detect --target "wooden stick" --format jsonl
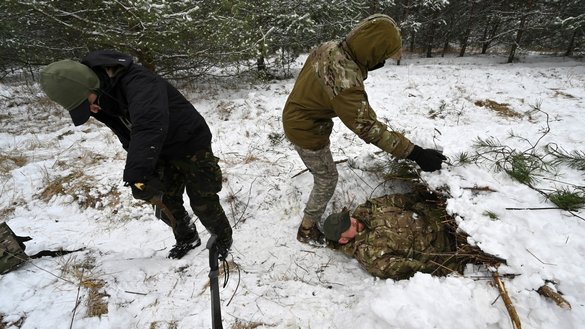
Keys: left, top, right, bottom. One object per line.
{"left": 492, "top": 271, "right": 522, "bottom": 329}
{"left": 537, "top": 285, "right": 572, "bottom": 310}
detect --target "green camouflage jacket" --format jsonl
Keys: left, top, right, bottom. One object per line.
{"left": 282, "top": 14, "right": 414, "bottom": 158}
{"left": 336, "top": 193, "right": 465, "bottom": 280}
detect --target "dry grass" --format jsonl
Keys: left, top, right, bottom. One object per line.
{"left": 84, "top": 279, "right": 109, "bottom": 317}
{"left": 0, "top": 153, "right": 27, "bottom": 173}
{"left": 217, "top": 100, "right": 237, "bottom": 121}
{"left": 231, "top": 319, "right": 275, "bottom": 329}
{"left": 0, "top": 207, "right": 16, "bottom": 223}
{"left": 39, "top": 171, "right": 83, "bottom": 201}
{"left": 58, "top": 255, "right": 109, "bottom": 318}
{"left": 39, "top": 170, "right": 121, "bottom": 209}
{"left": 550, "top": 89, "right": 575, "bottom": 99}
{"left": 148, "top": 321, "right": 178, "bottom": 329}
{"left": 243, "top": 153, "right": 260, "bottom": 164}
{"left": 474, "top": 99, "right": 523, "bottom": 118}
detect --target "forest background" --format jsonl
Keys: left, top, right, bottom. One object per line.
{"left": 1, "top": 0, "right": 584, "bottom": 81}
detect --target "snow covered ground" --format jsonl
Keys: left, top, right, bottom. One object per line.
{"left": 1, "top": 54, "right": 584, "bottom": 329}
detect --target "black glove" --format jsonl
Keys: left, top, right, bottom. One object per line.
{"left": 217, "top": 236, "right": 232, "bottom": 261}
{"left": 406, "top": 145, "right": 447, "bottom": 172}
{"left": 131, "top": 177, "right": 164, "bottom": 201}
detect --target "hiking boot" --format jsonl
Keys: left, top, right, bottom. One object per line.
{"left": 296, "top": 223, "right": 325, "bottom": 246}
{"left": 168, "top": 224, "right": 201, "bottom": 259}
{"left": 168, "top": 241, "right": 199, "bottom": 259}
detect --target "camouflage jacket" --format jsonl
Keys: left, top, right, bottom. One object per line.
{"left": 336, "top": 193, "right": 464, "bottom": 280}
{"left": 282, "top": 14, "right": 414, "bottom": 158}
{"left": 0, "top": 223, "right": 29, "bottom": 275}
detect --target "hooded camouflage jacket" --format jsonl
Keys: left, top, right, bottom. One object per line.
{"left": 282, "top": 14, "right": 414, "bottom": 158}
{"left": 335, "top": 192, "right": 465, "bottom": 280}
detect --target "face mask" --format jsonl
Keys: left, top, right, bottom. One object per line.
{"left": 368, "top": 60, "right": 385, "bottom": 71}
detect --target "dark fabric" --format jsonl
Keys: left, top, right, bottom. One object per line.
{"left": 156, "top": 150, "right": 233, "bottom": 246}
{"left": 323, "top": 211, "right": 351, "bottom": 241}
{"left": 70, "top": 99, "right": 92, "bottom": 126}
{"left": 81, "top": 50, "right": 212, "bottom": 183}
{"left": 130, "top": 178, "right": 164, "bottom": 201}
{"left": 406, "top": 145, "right": 447, "bottom": 172}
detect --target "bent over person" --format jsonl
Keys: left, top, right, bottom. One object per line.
{"left": 282, "top": 14, "right": 446, "bottom": 245}
{"left": 40, "top": 50, "right": 232, "bottom": 259}
{"left": 323, "top": 190, "right": 503, "bottom": 280}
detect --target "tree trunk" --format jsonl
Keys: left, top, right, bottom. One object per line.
{"left": 508, "top": 0, "right": 534, "bottom": 63}
{"left": 409, "top": 32, "right": 416, "bottom": 53}
{"left": 481, "top": 17, "right": 500, "bottom": 54}
{"left": 565, "top": 29, "right": 577, "bottom": 56}
{"left": 459, "top": 1, "right": 476, "bottom": 57}
{"left": 257, "top": 56, "right": 266, "bottom": 71}
{"left": 442, "top": 39, "right": 449, "bottom": 57}
{"left": 426, "top": 21, "right": 436, "bottom": 58}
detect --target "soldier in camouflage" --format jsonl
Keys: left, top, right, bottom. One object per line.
{"left": 282, "top": 14, "right": 446, "bottom": 245}
{"left": 322, "top": 190, "right": 500, "bottom": 280}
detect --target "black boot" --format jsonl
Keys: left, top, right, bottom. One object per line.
{"left": 168, "top": 220, "right": 201, "bottom": 259}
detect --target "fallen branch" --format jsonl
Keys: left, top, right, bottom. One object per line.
{"left": 493, "top": 271, "right": 522, "bottom": 329}
{"left": 537, "top": 285, "right": 571, "bottom": 310}
{"left": 462, "top": 186, "right": 498, "bottom": 193}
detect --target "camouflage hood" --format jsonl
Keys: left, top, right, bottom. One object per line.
{"left": 343, "top": 14, "right": 402, "bottom": 72}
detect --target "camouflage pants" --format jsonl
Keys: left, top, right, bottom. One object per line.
{"left": 156, "top": 149, "right": 232, "bottom": 244}
{"left": 294, "top": 143, "right": 338, "bottom": 227}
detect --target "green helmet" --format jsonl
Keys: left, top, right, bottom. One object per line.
{"left": 40, "top": 59, "right": 100, "bottom": 126}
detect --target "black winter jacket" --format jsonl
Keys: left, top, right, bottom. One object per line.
{"left": 81, "top": 50, "right": 212, "bottom": 183}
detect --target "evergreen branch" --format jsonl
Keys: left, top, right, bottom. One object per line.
{"left": 546, "top": 143, "right": 585, "bottom": 171}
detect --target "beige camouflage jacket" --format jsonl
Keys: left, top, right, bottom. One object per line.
{"left": 282, "top": 14, "right": 414, "bottom": 158}
{"left": 337, "top": 193, "right": 464, "bottom": 280}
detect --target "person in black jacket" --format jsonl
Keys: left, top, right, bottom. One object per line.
{"left": 40, "top": 50, "right": 232, "bottom": 259}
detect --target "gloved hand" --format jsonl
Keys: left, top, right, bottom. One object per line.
{"left": 131, "top": 177, "right": 164, "bottom": 201}
{"left": 406, "top": 145, "right": 447, "bottom": 172}
{"left": 217, "top": 236, "right": 232, "bottom": 261}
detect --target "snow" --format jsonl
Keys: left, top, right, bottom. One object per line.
{"left": 1, "top": 54, "right": 584, "bottom": 329}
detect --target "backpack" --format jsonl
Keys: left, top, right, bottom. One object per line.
{"left": 0, "top": 222, "right": 30, "bottom": 275}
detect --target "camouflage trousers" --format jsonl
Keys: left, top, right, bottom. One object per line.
{"left": 155, "top": 149, "right": 232, "bottom": 245}
{"left": 294, "top": 143, "right": 338, "bottom": 227}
